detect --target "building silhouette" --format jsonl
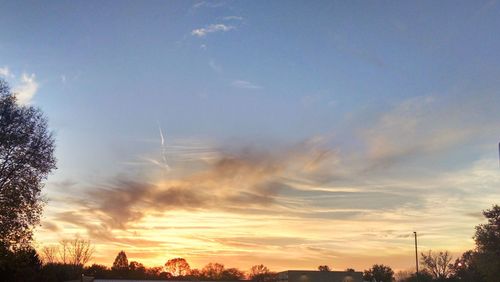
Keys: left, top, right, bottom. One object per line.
{"left": 277, "top": 270, "right": 363, "bottom": 282}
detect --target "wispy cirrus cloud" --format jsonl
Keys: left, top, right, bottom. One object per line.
{"left": 209, "top": 59, "right": 222, "bottom": 73}
{"left": 360, "top": 93, "right": 499, "bottom": 172}
{"left": 192, "top": 1, "right": 226, "bottom": 9}
{"left": 222, "top": 16, "right": 243, "bottom": 21}
{"left": 191, "top": 24, "right": 235, "bottom": 37}
{"left": 231, "top": 80, "right": 261, "bottom": 89}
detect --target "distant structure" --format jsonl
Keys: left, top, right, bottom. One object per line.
{"left": 277, "top": 270, "right": 363, "bottom": 282}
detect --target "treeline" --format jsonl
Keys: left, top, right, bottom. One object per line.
{"left": 78, "top": 251, "right": 276, "bottom": 281}
{"left": 361, "top": 204, "right": 500, "bottom": 282}
{"left": 0, "top": 203, "right": 497, "bottom": 282}
{"left": 1, "top": 237, "right": 276, "bottom": 282}
{"left": 21, "top": 245, "right": 277, "bottom": 282}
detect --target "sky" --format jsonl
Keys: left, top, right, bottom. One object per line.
{"left": 1, "top": 0, "right": 500, "bottom": 273}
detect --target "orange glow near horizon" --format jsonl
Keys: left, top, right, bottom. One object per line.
{"left": 33, "top": 99, "right": 500, "bottom": 273}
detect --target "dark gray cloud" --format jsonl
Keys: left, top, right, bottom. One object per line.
{"left": 54, "top": 141, "right": 341, "bottom": 237}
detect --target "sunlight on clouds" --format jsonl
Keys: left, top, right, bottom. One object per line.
{"left": 34, "top": 92, "right": 500, "bottom": 271}
{"left": 14, "top": 73, "right": 39, "bottom": 105}
{"left": 0, "top": 67, "right": 39, "bottom": 105}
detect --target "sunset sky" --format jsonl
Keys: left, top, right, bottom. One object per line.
{"left": 1, "top": 0, "right": 500, "bottom": 273}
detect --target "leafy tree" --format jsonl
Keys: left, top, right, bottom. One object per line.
{"left": 84, "top": 264, "right": 110, "bottom": 278}
{"left": 0, "top": 244, "right": 46, "bottom": 281}
{"left": 318, "top": 265, "right": 331, "bottom": 271}
{"left": 202, "top": 262, "right": 225, "bottom": 280}
{"left": 250, "top": 264, "right": 270, "bottom": 276}
{"left": 129, "top": 261, "right": 146, "bottom": 279}
{"left": 420, "top": 250, "right": 453, "bottom": 280}
{"left": 129, "top": 261, "right": 145, "bottom": 271}
{"left": 221, "top": 267, "right": 245, "bottom": 280}
{"left": 145, "top": 266, "right": 164, "bottom": 279}
{"left": 158, "top": 270, "right": 173, "bottom": 279}
{"left": 112, "top": 250, "right": 129, "bottom": 272}
{"left": 346, "top": 268, "right": 355, "bottom": 272}
{"left": 40, "top": 263, "right": 80, "bottom": 282}
{"left": 0, "top": 79, "right": 56, "bottom": 249}
{"left": 165, "top": 257, "right": 191, "bottom": 276}
{"left": 397, "top": 270, "right": 433, "bottom": 282}
{"left": 186, "top": 268, "right": 202, "bottom": 280}
{"left": 250, "top": 264, "right": 275, "bottom": 282}
{"left": 473, "top": 204, "right": 500, "bottom": 282}
{"left": 363, "top": 264, "right": 394, "bottom": 282}
{"left": 112, "top": 250, "right": 128, "bottom": 270}
{"left": 450, "top": 250, "right": 484, "bottom": 282}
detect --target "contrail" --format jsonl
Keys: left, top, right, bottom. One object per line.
{"left": 158, "top": 124, "right": 170, "bottom": 171}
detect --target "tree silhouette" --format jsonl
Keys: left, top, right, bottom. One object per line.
{"left": 48, "top": 238, "right": 94, "bottom": 267}
{"left": 0, "top": 245, "right": 42, "bottom": 281}
{"left": 202, "top": 262, "right": 225, "bottom": 280}
{"left": 318, "top": 265, "right": 331, "bottom": 271}
{"left": 129, "top": 261, "right": 145, "bottom": 271}
{"left": 450, "top": 250, "right": 484, "bottom": 282}
{"left": 250, "top": 264, "right": 275, "bottom": 282}
{"left": 129, "top": 261, "right": 146, "bottom": 279}
{"left": 0, "top": 79, "right": 56, "bottom": 249}
{"left": 112, "top": 251, "right": 129, "bottom": 271}
{"left": 473, "top": 204, "right": 500, "bottom": 281}
{"left": 84, "top": 264, "right": 109, "bottom": 278}
{"left": 222, "top": 267, "right": 245, "bottom": 280}
{"left": 165, "top": 257, "right": 191, "bottom": 276}
{"left": 41, "top": 245, "right": 58, "bottom": 264}
{"left": 144, "top": 266, "right": 166, "bottom": 279}
{"left": 420, "top": 250, "right": 453, "bottom": 279}
{"left": 363, "top": 264, "right": 394, "bottom": 282}
{"left": 64, "top": 238, "right": 94, "bottom": 267}
{"left": 250, "top": 264, "right": 269, "bottom": 276}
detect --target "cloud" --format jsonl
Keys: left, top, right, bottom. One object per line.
{"left": 209, "top": 59, "right": 222, "bottom": 73}
{"left": 223, "top": 16, "right": 243, "bottom": 21}
{"left": 14, "top": 73, "right": 39, "bottom": 105}
{"left": 0, "top": 66, "right": 13, "bottom": 78}
{"left": 360, "top": 93, "right": 499, "bottom": 171}
{"left": 138, "top": 137, "right": 219, "bottom": 168}
{"left": 36, "top": 90, "right": 500, "bottom": 269}
{"left": 231, "top": 80, "right": 261, "bottom": 89}
{"left": 192, "top": 1, "right": 226, "bottom": 9}
{"left": 41, "top": 221, "right": 60, "bottom": 232}
{"left": 191, "top": 24, "right": 234, "bottom": 37}
{"left": 52, "top": 139, "right": 339, "bottom": 230}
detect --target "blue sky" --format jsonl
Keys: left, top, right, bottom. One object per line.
{"left": 1, "top": 0, "right": 500, "bottom": 271}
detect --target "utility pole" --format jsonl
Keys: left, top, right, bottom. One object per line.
{"left": 414, "top": 231, "right": 419, "bottom": 282}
